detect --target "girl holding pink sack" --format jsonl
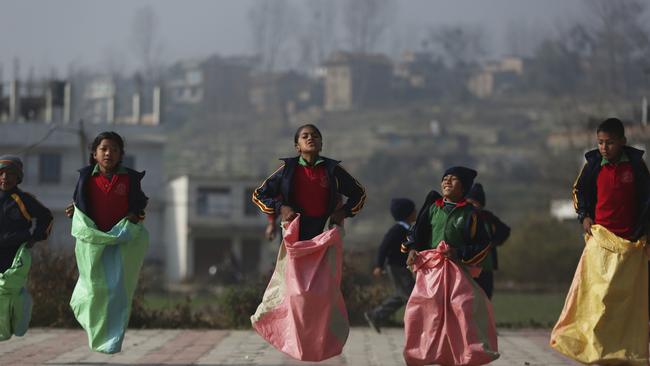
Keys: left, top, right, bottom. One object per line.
{"left": 402, "top": 167, "right": 499, "bottom": 366}
{"left": 250, "top": 124, "right": 365, "bottom": 361}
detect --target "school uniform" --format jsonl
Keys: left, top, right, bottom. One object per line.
{"left": 573, "top": 146, "right": 650, "bottom": 240}
{"left": 402, "top": 195, "right": 491, "bottom": 266}
{"left": 0, "top": 188, "right": 52, "bottom": 272}
{"left": 253, "top": 156, "right": 365, "bottom": 240}
{"left": 73, "top": 164, "right": 147, "bottom": 231}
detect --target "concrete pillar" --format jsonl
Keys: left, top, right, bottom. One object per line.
{"left": 107, "top": 95, "right": 115, "bottom": 124}
{"left": 132, "top": 93, "right": 141, "bottom": 124}
{"left": 63, "top": 82, "right": 72, "bottom": 123}
{"left": 152, "top": 86, "right": 161, "bottom": 125}
{"left": 45, "top": 88, "right": 53, "bottom": 123}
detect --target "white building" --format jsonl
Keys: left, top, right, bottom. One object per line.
{"left": 164, "top": 175, "right": 272, "bottom": 283}
{"left": 0, "top": 121, "right": 167, "bottom": 264}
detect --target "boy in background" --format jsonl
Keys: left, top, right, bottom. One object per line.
{"left": 364, "top": 198, "right": 416, "bottom": 333}
{"left": 466, "top": 183, "right": 510, "bottom": 299}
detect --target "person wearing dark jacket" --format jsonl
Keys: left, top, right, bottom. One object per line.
{"left": 572, "top": 118, "right": 650, "bottom": 317}
{"left": 402, "top": 167, "right": 491, "bottom": 267}
{"left": 573, "top": 119, "right": 650, "bottom": 241}
{"left": 0, "top": 155, "right": 53, "bottom": 272}
{"left": 65, "top": 131, "right": 148, "bottom": 231}
{"left": 252, "top": 124, "right": 365, "bottom": 240}
{"left": 364, "top": 198, "right": 416, "bottom": 333}
{"left": 466, "top": 183, "right": 510, "bottom": 299}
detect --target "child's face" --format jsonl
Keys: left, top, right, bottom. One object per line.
{"left": 93, "top": 138, "right": 122, "bottom": 173}
{"left": 441, "top": 175, "right": 464, "bottom": 202}
{"left": 0, "top": 168, "right": 18, "bottom": 191}
{"left": 295, "top": 126, "right": 322, "bottom": 155}
{"left": 406, "top": 209, "right": 417, "bottom": 224}
{"left": 597, "top": 131, "right": 625, "bottom": 162}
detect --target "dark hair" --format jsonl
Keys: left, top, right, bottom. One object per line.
{"left": 597, "top": 118, "right": 625, "bottom": 139}
{"left": 294, "top": 124, "right": 322, "bottom": 144}
{"left": 88, "top": 131, "right": 125, "bottom": 164}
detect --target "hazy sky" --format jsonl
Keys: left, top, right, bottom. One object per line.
{"left": 0, "top": 0, "right": 584, "bottom": 79}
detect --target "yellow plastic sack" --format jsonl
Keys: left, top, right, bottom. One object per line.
{"left": 550, "top": 224, "right": 649, "bottom": 365}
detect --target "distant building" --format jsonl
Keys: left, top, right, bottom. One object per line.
{"left": 394, "top": 51, "right": 447, "bottom": 99}
{"left": 323, "top": 51, "right": 393, "bottom": 111}
{"left": 0, "top": 79, "right": 69, "bottom": 123}
{"left": 166, "top": 55, "right": 256, "bottom": 117}
{"left": 249, "top": 71, "right": 321, "bottom": 117}
{"left": 82, "top": 75, "right": 161, "bottom": 125}
{"left": 164, "top": 175, "right": 271, "bottom": 283}
{"left": 468, "top": 57, "right": 524, "bottom": 98}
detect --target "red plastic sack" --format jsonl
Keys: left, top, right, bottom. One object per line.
{"left": 251, "top": 215, "right": 349, "bottom": 361}
{"left": 403, "top": 242, "right": 499, "bottom": 366}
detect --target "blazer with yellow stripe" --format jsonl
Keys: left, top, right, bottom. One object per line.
{"left": 252, "top": 156, "right": 365, "bottom": 218}
{"left": 0, "top": 187, "right": 53, "bottom": 249}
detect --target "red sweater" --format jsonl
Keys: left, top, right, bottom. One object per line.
{"left": 595, "top": 162, "right": 637, "bottom": 239}
{"left": 290, "top": 164, "right": 329, "bottom": 217}
{"left": 87, "top": 173, "right": 130, "bottom": 231}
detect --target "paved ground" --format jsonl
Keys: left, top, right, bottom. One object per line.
{"left": 0, "top": 328, "right": 579, "bottom": 365}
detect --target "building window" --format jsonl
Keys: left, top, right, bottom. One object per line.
{"left": 122, "top": 155, "right": 135, "bottom": 169}
{"left": 39, "top": 153, "right": 61, "bottom": 184}
{"left": 186, "top": 70, "right": 203, "bottom": 85}
{"left": 244, "top": 187, "right": 260, "bottom": 216}
{"left": 197, "top": 187, "right": 232, "bottom": 217}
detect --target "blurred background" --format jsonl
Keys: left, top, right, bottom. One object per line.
{"left": 1, "top": 0, "right": 649, "bottom": 328}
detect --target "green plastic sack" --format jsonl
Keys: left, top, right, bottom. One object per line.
{"left": 0, "top": 243, "right": 32, "bottom": 341}
{"left": 69, "top": 206, "right": 148, "bottom": 354}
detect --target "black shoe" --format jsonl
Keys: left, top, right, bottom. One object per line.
{"left": 364, "top": 311, "right": 381, "bottom": 334}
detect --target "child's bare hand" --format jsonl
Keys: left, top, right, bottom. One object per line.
{"left": 126, "top": 213, "right": 141, "bottom": 224}
{"left": 329, "top": 208, "right": 346, "bottom": 226}
{"left": 372, "top": 266, "right": 383, "bottom": 277}
{"left": 440, "top": 245, "right": 457, "bottom": 258}
{"left": 280, "top": 205, "right": 297, "bottom": 222}
{"left": 406, "top": 250, "right": 418, "bottom": 267}
{"left": 65, "top": 203, "right": 75, "bottom": 218}
{"left": 265, "top": 222, "right": 277, "bottom": 241}
{"left": 582, "top": 217, "right": 594, "bottom": 236}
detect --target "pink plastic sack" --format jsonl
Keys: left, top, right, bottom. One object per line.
{"left": 251, "top": 215, "right": 349, "bottom": 361}
{"left": 403, "top": 242, "right": 499, "bottom": 366}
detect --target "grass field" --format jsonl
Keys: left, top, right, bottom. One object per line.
{"left": 491, "top": 292, "right": 566, "bottom": 328}
{"left": 144, "top": 290, "right": 567, "bottom": 329}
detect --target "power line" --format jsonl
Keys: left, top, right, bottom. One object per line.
{"left": 13, "top": 124, "right": 59, "bottom": 154}
{"left": 12, "top": 120, "right": 88, "bottom": 166}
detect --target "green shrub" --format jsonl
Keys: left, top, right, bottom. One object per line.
{"left": 130, "top": 294, "right": 215, "bottom": 328}
{"left": 498, "top": 215, "right": 583, "bottom": 286}
{"left": 28, "top": 246, "right": 79, "bottom": 327}
{"left": 27, "top": 245, "right": 217, "bottom": 328}
{"left": 25, "top": 244, "right": 396, "bottom": 329}
{"left": 215, "top": 283, "right": 266, "bottom": 329}
{"left": 341, "top": 258, "right": 394, "bottom": 326}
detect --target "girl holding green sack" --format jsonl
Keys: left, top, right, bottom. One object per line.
{"left": 66, "top": 132, "right": 149, "bottom": 354}
{"left": 0, "top": 155, "right": 53, "bottom": 341}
